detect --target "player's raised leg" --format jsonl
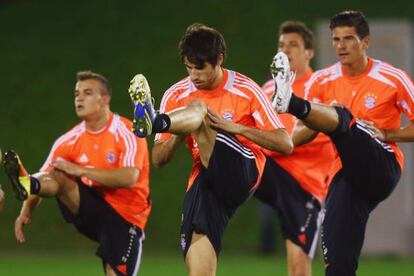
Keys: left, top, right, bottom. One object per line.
{"left": 271, "top": 52, "right": 339, "bottom": 133}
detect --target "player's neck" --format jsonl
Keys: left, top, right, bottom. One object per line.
{"left": 84, "top": 108, "right": 111, "bottom": 132}
{"left": 295, "top": 65, "right": 311, "bottom": 78}
{"left": 343, "top": 56, "right": 369, "bottom": 77}
{"left": 208, "top": 67, "right": 224, "bottom": 90}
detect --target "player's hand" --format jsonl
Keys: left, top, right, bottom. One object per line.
{"left": 207, "top": 108, "right": 242, "bottom": 135}
{"left": 15, "top": 214, "right": 31, "bottom": 243}
{"left": 0, "top": 186, "right": 5, "bottom": 211}
{"left": 362, "top": 120, "right": 387, "bottom": 141}
{"left": 52, "top": 160, "right": 85, "bottom": 177}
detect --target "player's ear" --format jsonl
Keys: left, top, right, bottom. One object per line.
{"left": 102, "top": 94, "right": 111, "bottom": 105}
{"left": 305, "top": 49, "right": 314, "bottom": 60}
{"left": 362, "top": 35, "right": 370, "bottom": 50}
{"left": 216, "top": 54, "right": 224, "bottom": 67}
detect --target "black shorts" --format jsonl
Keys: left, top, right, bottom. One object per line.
{"left": 57, "top": 180, "right": 145, "bottom": 276}
{"left": 329, "top": 106, "right": 401, "bottom": 203}
{"left": 322, "top": 107, "right": 401, "bottom": 276}
{"left": 180, "top": 132, "right": 259, "bottom": 257}
{"left": 254, "top": 157, "right": 323, "bottom": 258}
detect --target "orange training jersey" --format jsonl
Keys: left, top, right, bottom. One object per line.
{"left": 262, "top": 69, "right": 336, "bottom": 201}
{"left": 40, "top": 113, "right": 151, "bottom": 230}
{"left": 155, "top": 69, "right": 285, "bottom": 191}
{"left": 306, "top": 58, "right": 414, "bottom": 176}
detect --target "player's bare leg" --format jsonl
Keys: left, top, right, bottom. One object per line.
{"left": 168, "top": 100, "right": 218, "bottom": 274}
{"left": 3, "top": 150, "right": 80, "bottom": 215}
{"left": 301, "top": 103, "right": 339, "bottom": 134}
{"left": 286, "top": 239, "right": 312, "bottom": 276}
{"left": 186, "top": 233, "right": 217, "bottom": 276}
{"left": 166, "top": 100, "right": 217, "bottom": 167}
{"left": 105, "top": 264, "right": 117, "bottom": 276}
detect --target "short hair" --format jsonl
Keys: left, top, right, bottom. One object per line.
{"left": 76, "top": 70, "right": 112, "bottom": 96}
{"left": 279, "top": 21, "right": 314, "bottom": 50}
{"left": 329, "top": 10, "right": 370, "bottom": 39}
{"left": 179, "top": 23, "right": 227, "bottom": 68}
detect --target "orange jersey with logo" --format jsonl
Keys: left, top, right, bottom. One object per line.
{"left": 155, "top": 69, "right": 285, "bottom": 191}
{"left": 306, "top": 58, "right": 414, "bottom": 177}
{"left": 40, "top": 113, "right": 151, "bottom": 230}
{"left": 262, "top": 69, "right": 336, "bottom": 201}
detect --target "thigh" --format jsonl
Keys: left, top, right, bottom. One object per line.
{"left": 322, "top": 171, "right": 376, "bottom": 276}
{"left": 98, "top": 213, "right": 145, "bottom": 276}
{"left": 56, "top": 180, "right": 104, "bottom": 242}
{"left": 181, "top": 171, "right": 236, "bottom": 258}
{"left": 207, "top": 132, "right": 259, "bottom": 207}
{"left": 255, "top": 158, "right": 323, "bottom": 258}
{"left": 328, "top": 108, "right": 401, "bottom": 202}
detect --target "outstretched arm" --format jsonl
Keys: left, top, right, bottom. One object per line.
{"left": 15, "top": 195, "right": 42, "bottom": 243}
{"left": 52, "top": 161, "right": 139, "bottom": 188}
{"left": 208, "top": 109, "right": 293, "bottom": 154}
{"left": 152, "top": 135, "right": 185, "bottom": 168}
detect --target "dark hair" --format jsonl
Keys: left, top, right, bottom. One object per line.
{"left": 179, "top": 23, "right": 227, "bottom": 68}
{"left": 279, "top": 21, "right": 314, "bottom": 50}
{"left": 76, "top": 70, "right": 112, "bottom": 96}
{"left": 329, "top": 10, "right": 369, "bottom": 39}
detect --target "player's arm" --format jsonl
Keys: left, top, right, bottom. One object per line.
{"left": 15, "top": 195, "right": 42, "bottom": 243}
{"left": 52, "top": 160, "right": 139, "bottom": 188}
{"left": 365, "top": 120, "right": 414, "bottom": 142}
{"left": 292, "top": 120, "right": 319, "bottom": 146}
{"left": 208, "top": 109, "right": 293, "bottom": 154}
{"left": 152, "top": 135, "right": 185, "bottom": 168}
{"left": 0, "top": 184, "right": 4, "bottom": 211}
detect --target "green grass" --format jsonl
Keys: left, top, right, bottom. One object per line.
{"left": 0, "top": 252, "right": 412, "bottom": 275}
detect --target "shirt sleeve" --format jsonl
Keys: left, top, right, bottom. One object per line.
{"left": 395, "top": 70, "right": 414, "bottom": 121}
{"left": 304, "top": 74, "right": 324, "bottom": 103}
{"left": 248, "top": 84, "right": 285, "bottom": 130}
{"left": 39, "top": 139, "right": 71, "bottom": 172}
{"left": 117, "top": 119, "right": 149, "bottom": 170}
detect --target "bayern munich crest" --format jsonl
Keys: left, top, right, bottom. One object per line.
{"left": 222, "top": 108, "right": 234, "bottom": 121}
{"left": 106, "top": 151, "right": 117, "bottom": 164}
{"left": 364, "top": 93, "right": 377, "bottom": 109}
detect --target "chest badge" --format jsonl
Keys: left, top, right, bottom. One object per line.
{"left": 222, "top": 108, "right": 234, "bottom": 121}
{"left": 363, "top": 93, "right": 377, "bottom": 109}
{"left": 106, "top": 151, "right": 117, "bottom": 164}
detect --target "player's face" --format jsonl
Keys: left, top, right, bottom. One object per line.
{"left": 278, "top": 32, "right": 313, "bottom": 73}
{"left": 74, "top": 79, "right": 108, "bottom": 119}
{"left": 332, "top": 26, "right": 369, "bottom": 66}
{"left": 184, "top": 57, "right": 223, "bottom": 90}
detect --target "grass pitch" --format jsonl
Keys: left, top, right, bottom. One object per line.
{"left": 0, "top": 252, "right": 413, "bottom": 275}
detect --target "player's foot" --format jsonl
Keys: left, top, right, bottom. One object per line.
{"left": 270, "top": 52, "right": 296, "bottom": 113}
{"left": 3, "top": 150, "right": 30, "bottom": 201}
{"left": 128, "top": 74, "right": 156, "bottom": 137}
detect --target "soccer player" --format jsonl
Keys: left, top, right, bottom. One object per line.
{"left": 257, "top": 21, "right": 336, "bottom": 276}
{"left": 4, "top": 71, "right": 151, "bottom": 276}
{"left": 272, "top": 11, "right": 414, "bottom": 276}
{"left": 128, "top": 23, "right": 293, "bottom": 275}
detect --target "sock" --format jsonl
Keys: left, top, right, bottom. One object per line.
{"left": 288, "top": 93, "right": 311, "bottom": 119}
{"left": 152, "top": 114, "right": 171, "bottom": 133}
{"left": 30, "top": 176, "right": 41, "bottom": 194}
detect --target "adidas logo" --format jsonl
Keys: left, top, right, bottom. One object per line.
{"left": 79, "top": 153, "right": 89, "bottom": 163}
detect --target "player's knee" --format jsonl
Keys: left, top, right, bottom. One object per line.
{"left": 49, "top": 169, "right": 75, "bottom": 192}
{"left": 290, "top": 265, "right": 311, "bottom": 276}
{"left": 187, "top": 100, "right": 208, "bottom": 116}
{"left": 329, "top": 106, "right": 353, "bottom": 137}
